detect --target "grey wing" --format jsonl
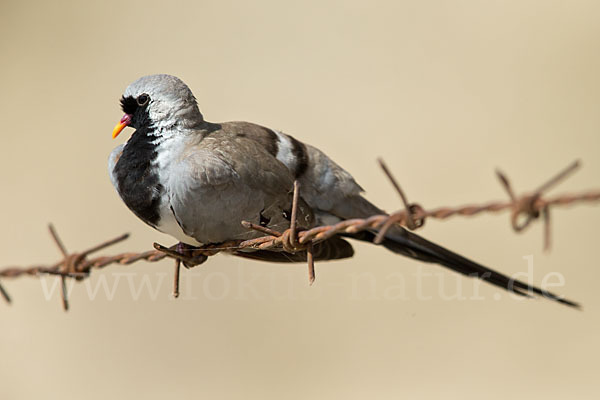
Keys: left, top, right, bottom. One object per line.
{"left": 232, "top": 122, "right": 385, "bottom": 222}
{"left": 298, "top": 143, "right": 385, "bottom": 220}
{"left": 166, "top": 134, "right": 314, "bottom": 244}
{"left": 220, "top": 121, "right": 382, "bottom": 222}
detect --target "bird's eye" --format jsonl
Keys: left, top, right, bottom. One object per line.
{"left": 136, "top": 93, "right": 150, "bottom": 106}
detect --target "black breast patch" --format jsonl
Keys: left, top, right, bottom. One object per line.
{"left": 113, "top": 126, "right": 163, "bottom": 227}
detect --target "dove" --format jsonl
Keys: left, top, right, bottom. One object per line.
{"left": 109, "top": 74, "right": 578, "bottom": 307}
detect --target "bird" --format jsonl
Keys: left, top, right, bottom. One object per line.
{"left": 108, "top": 74, "right": 578, "bottom": 308}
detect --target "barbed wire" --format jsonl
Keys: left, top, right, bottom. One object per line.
{"left": 0, "top": 159, "right": 598, "bottom": 310}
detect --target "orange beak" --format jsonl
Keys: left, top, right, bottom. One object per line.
{"left": 112, "top": 114, "right": 132, "bottom": 139}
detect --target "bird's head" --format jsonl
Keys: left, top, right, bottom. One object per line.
{"left": 112, "top": 74, "right": 204, "bottom": 139}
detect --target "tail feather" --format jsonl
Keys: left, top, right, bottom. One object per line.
{"left": 316, "top": 193, "right": 579, "bottom": 308}
{"left": 345, "top": 230, "right": 580, "bottom": 308}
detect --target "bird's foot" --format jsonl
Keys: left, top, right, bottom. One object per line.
{"left": 176, "top": 242, "right": 209, "bottom": 268}
{"left": 153, "top": 242, "right": 208, "bottom": 268}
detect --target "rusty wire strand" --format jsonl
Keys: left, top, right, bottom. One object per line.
{"left": 173, "top": 259, "right": 181, "bottom": 299}
{"left": 0, "top": 160, "right": 599, "bottom": 309}
{"left": 306, "top": 242, "right": 315, "bottom": 285}
{"left": 289, "top": 180, "right": 301, "bottom": 248}
{"left": 49, "top": 224, "right": 70, "bottom": 310}
{"left": 378, "top": 158, "right": 418, "bottom": 230}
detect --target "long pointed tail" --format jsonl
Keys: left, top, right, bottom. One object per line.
{"left": 345, "top": 229, "right": 580, "bottom": 308}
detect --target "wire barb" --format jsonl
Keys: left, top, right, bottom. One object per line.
{"left": 535, "top": 160, "right": 580, "bottom": 195}
{"left": 242, "top": 180, "right": 317, "bottom": 284}
{"left": 497, "top": 160, "right": 583, "bottom": 250}
{"left": 378, "top": 158, "right": 419, "bottom": 230}
{"left": 241, "top": 221, "right": 281, "bottom": 237}
{"left": 307, "top": 242, "right": 315, "bottom": 285}
{"left": 48, "top": 224, "right": 70, "bottom": 311}
{"left": 289, "top": 180, "right": 301, "bottom": 247}
{"left": 173, "top": 259, "right": 181, "bottom": 299}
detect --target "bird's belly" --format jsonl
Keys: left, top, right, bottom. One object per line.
{"left": 167, "top": 186, "right": 274, "bottom": 244}
{"left": 155, "top": 202, "right": 203, "bottom": 246}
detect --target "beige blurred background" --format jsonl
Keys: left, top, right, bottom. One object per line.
{"left": 1, "top": 0, "right": 599, "bottom": 399}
